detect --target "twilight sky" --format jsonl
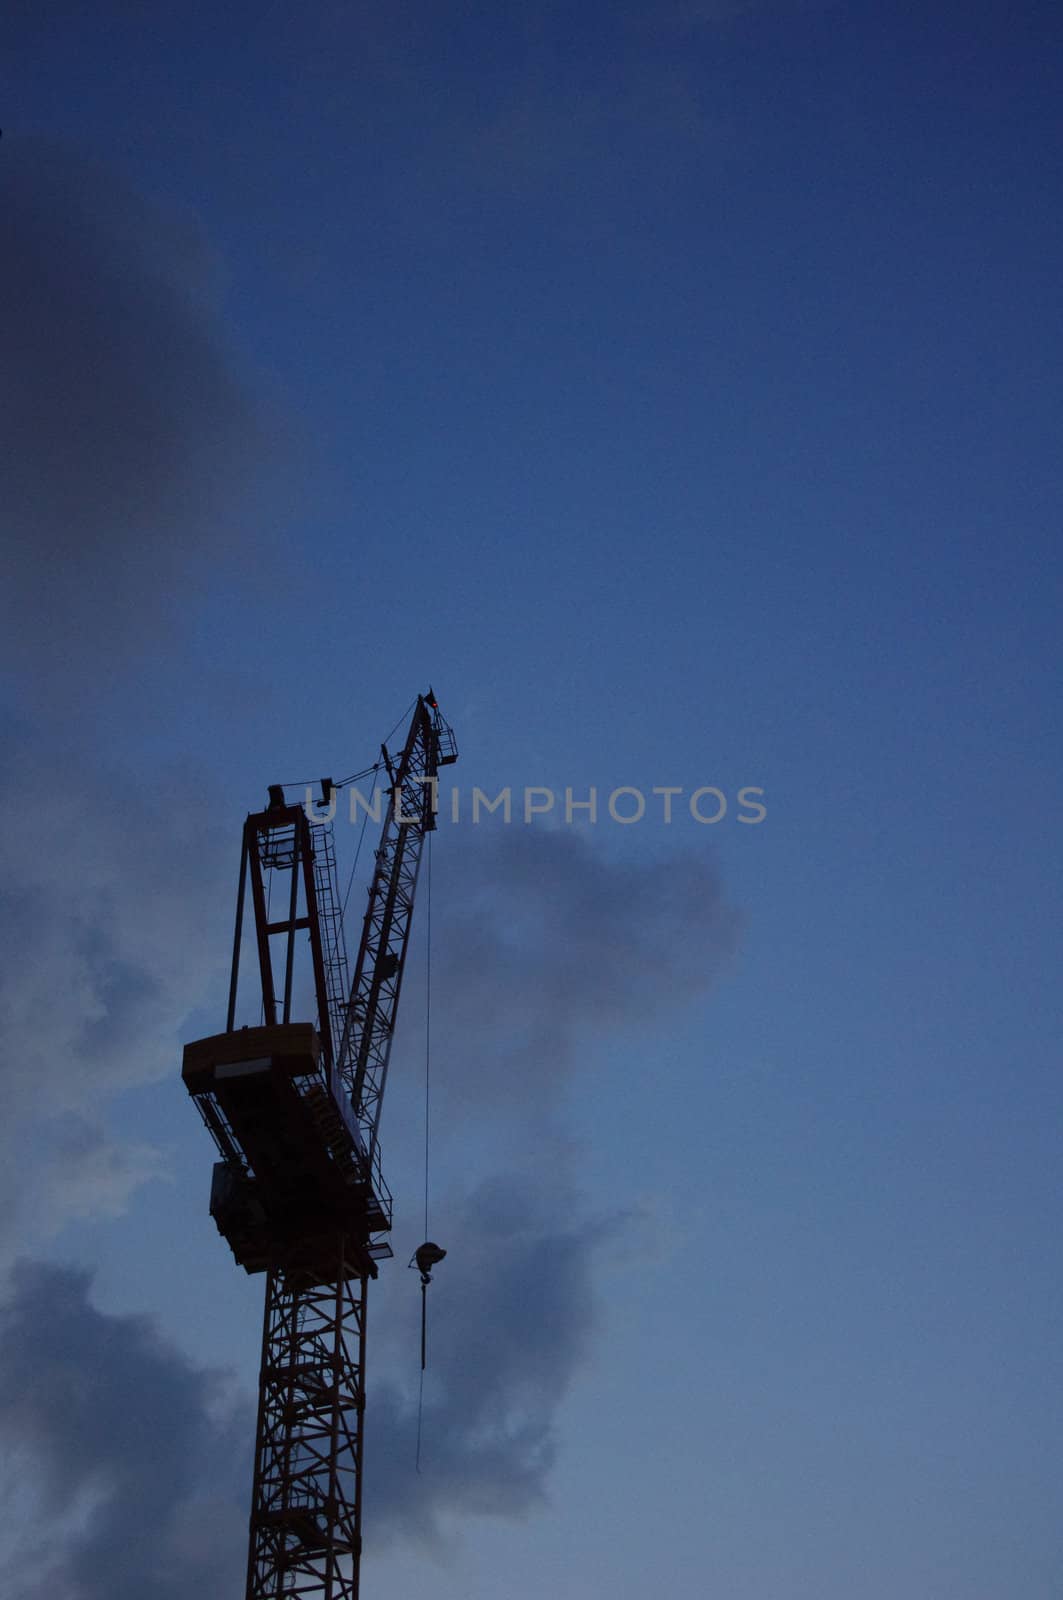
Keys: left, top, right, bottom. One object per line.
{"left": 1, "top": 4, "right": 1062, "bottom": 1597}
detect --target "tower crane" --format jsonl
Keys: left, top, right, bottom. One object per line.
{"left": 181, "top": 690, "right": 457, "bottom": 1600}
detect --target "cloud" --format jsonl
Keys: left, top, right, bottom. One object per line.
{"left": 0, "top": 142, "right": 739, "bottom": 1554}
{"left": 431, "top": 825, "right": 741, "bottom": 1111}
{"left": 364, "top": 1172, "right": 604, "bottom": 1547}
{"left": 0, "top": 725, "right": 232, "bottom": 1253}
{"left": 0, "top": 135, "right": 271, "bottom": 694}
{"left": 0, "top": 1187, "right": 609, "bottom": 1584}
{"left": 0, "top": 813, "right": 740, "bottom": 1580}
{"left": 0, "top": 136, "right": 278, "bottom": 1245}
{"left": 0, "top": 736, "right": 227, "bottom": 1117}
{"left": 0, "top": 1260, "right": 251, "bottom": 1600}
{"left": 10, "top": 1117, "right": 169, "bottom": 1243}
{"left": 354, "top": 825, "right": 741, "bottom": 1542}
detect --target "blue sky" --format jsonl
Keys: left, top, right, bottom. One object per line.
{"left": 1, "top": 3, "right": 1061, "bottom": 1596}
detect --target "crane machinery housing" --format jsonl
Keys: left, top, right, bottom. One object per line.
{"left": 181, "top": 690, "right": 457, "bottom": 1600}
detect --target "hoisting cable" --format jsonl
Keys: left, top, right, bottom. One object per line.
{"left": 277, "top": 694, "right": 418, "bottom": 796}
{"left": 334, "top": 699, "right": 416, "bottom": 788}
{"left": 382, "top": 697, "right": 418, "bottom": 751}
{"left": 423, "top": 828, "right": 432, "bottom": 1245}
{"left": 333, "top": 701, "right": 418, "bottom": 788}
{"left": 276, "top": 760, "right": 380, "bottom": 792}
{"left": 340, "top": 764, "right": 379, "bottom": 927}
{"left": 415, "top": 1337, "right": 426, "bottom": 1474}
{"left": 331, "top": 761, "right": 381, "bottom": 791}
{"left": 415, "top": 832, "right": 433, "bottom": 1473}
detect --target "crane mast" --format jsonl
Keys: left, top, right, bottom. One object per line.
{"left": 181, "top": 692, "right": 457, "bottom": 1600}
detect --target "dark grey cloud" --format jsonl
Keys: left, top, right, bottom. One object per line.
{"left": 0, "top": 817, "right": 740, "bottom": 1579}
{"left": 0, "top": 135, "right": 271, "bottom": 1242}
{"left": 0, "top": 136, "right": 271, "bottom": 689}
{"left": 0, "top": 142, "right": 739, "bottom": 1556}
{"left": 0, "top": 1182, "right": 600, "bottom": 1587}
{"left": 357, "top": 825, "right": 740, "bottom": 1540}
{"left": 0, "top": 130, "right": 282, "bottom": 1219}
{"left": 431, "top": 825, "right": 741, "bottom": 1111}
{"left": 365, "top": 1172, "right": 604, "bottom": 1546}
{"left": 0, "top": 1260, "right": 251, "bottom": 1600}
{"left": 0, "top": 726, "right": 232, "bottom": 1253}
{"left": 0, "top": 733, "right": 231, "bottom": 1116}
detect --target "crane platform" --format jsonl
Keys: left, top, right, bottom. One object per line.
{"left": 182, "top": 1023, "right": 392, "bottom": 1282}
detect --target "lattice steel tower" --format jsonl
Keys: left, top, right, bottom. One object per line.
{"left": 182, "top": 692, "right": 457, "bottom": 1599}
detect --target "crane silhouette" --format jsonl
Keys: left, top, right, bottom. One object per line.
{"left": 182, "top": 691, "right": 457, "bottom": 1599}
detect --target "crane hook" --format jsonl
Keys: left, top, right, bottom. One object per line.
{"left": 411, "top": 1240, "right": 446, "bottom": 1286}
{"left": 410, "top": 1242, "right": 446, "bottom": 1375}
